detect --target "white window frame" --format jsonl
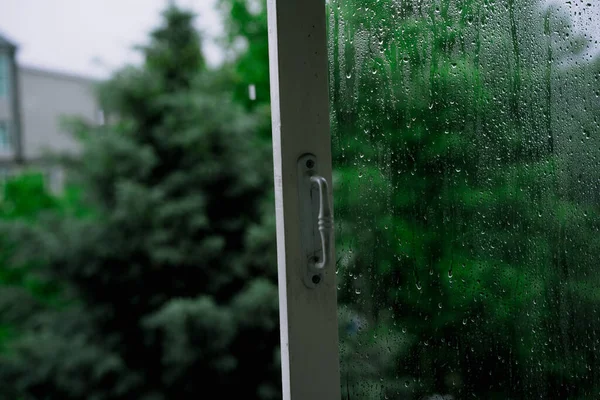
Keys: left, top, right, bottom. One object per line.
{"left": 267, "top": 0, "right": 341, "bottom": 399}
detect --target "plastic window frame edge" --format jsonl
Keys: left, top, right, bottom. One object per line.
{"left": 266, "top": 0, "right": 341, "bottom": 399}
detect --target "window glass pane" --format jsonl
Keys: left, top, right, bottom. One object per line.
{"left": 0, "top": 54, "right": 8, "bottom": 98}
{"left": 329, "top": 1, "right": 600, "bottom": 398}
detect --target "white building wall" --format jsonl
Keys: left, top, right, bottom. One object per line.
{"left": 18, "top": 66, "right": 99, "bottom": 160}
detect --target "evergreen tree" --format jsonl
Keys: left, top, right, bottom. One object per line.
{"left": 0, "top": 5, "right": 280, "bottom": 400}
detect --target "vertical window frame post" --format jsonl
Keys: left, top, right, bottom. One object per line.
{"left": 266, "top": 0, "right": 341, "bottom": 399}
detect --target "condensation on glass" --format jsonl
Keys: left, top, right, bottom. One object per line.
{"left": 329, "top": 1, "right": 600, "bottom": 398}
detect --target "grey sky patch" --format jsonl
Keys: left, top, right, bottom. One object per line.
{"left": 0, "top": 0, "right": 222, "bottom": 78}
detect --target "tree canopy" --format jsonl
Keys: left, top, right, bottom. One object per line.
{"left": 0, "top": 5, "right": 280, "bottom": 400}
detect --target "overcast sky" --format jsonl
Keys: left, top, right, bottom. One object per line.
{"left": 0, "top": 0, "right": 222, "bottom": 78}
{"left": 0, "top": 1, "right": 597, "bottom": 80}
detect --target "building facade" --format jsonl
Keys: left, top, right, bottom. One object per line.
{"left": 0, "top": 33, "right": 100, "bottom": 191}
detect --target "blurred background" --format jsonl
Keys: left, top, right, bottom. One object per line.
{"left": 0, "top": 1, "right": 280, "bottom": 399}
{"left": 0, "top": 0, "right": 599, "bottom": 399}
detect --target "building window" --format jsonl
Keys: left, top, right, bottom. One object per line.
{"left": 0, "top": 122, "right": 11, "bottom": 153}
{"left": 0, "top": 54, "right": 9, "bottom": 98}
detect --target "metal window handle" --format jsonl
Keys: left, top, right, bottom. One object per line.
{"left": 297, "top": 154, "right": 334, "bottom": 288}
{"left": 310, "top": 175, "right": 333, "bottom": 271}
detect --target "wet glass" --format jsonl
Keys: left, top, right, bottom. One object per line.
{"left": 329, "top": 1, "right": 600, "bottom": 398}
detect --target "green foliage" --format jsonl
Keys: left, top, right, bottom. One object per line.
{"left": 218, "top": 0, "right": 273, "bottom": 145}
{"left": 0, "top": 173, "right": 86, "bottom": 361}
{"left": 218, "top": 0, "right": 270, "bottom": 111}
{"left": 0, "top": 5, "right": 279, "bottom": 400}
{"left": 329, "top": 0, "right": 600, "bottom": 398}
{"left": 1, "top": 174, "right": 58, "bottom": 219}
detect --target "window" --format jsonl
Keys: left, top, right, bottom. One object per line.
{"left": 0, "top": 122, "right": 11, "bottom": 153}
{"left": 0, "top": 53, "right": 9, "bottom": 98}
{"left": 268, "top": 0, "right": 600, "bottom": 399}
